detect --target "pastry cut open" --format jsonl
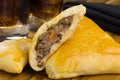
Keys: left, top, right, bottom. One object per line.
{"left": 29, "top": 4, "right": 86, "bottom": 71}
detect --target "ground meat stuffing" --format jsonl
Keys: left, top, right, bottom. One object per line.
{"left": 35, "top": 15, "right": 73, "bottom": 67}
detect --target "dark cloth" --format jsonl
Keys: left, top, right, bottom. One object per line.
{"left": 64, "top": 2, "right": 120, "bottom": 34}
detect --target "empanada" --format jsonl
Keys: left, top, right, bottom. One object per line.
{"left": 0, "top": 38, "right": 31, "bottom": 73}
{"left": 29, "top": 4, "right": 86, "bottom": 71}
{"left": 45, "top": 16, "right": 120, "bottom": 79}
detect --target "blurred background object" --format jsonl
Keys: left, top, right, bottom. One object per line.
{"left": 64, "top": 0, "right": 120, "bottom": 5}
{"left": 29, "top": 0, "right": 63, "bottom": 21}
{"left": 0, "top": 0, "right": 29, "bottom": 27}
{"left": 0, "top": 0, "right": 29, "bottom": 37}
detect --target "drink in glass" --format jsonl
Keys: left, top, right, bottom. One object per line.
{"left": 30, "top": 0, "right": 63, "bottom": 20}
{"left": 0, "top": 0, "right": 29, "bottom": 27}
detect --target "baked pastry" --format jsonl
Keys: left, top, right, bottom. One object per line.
{"left": 45, "top": 16, "right": 120, "bottom": 79}
{"left": 29, "top": 4, "right": 86, "bottom": 71}
{"left": 0, "top": 38, "right": 31, "bottom": 73}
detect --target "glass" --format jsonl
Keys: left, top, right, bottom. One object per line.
{"left": 0, "top": 0, "right": 30, "bottom": 37}
{"left": 0, "top": 0, "right": 29, "bottom": 27}
{"left": 30, "top": 0, "right": 63, "bottom": 20}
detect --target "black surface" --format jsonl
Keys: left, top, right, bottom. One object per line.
{"left": 64, "top": 2, "right": 120, "bottom": 34}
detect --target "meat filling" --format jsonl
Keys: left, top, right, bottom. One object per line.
{"left": 35, "top": 16, "right": 73, "bottom": 67}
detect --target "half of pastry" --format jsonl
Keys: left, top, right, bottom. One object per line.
{"left": 29, "top": 4, "right": 86, "bottom": 71}
{"left": 0, "top": 38, "right": 31, "bottom": 73}
{"left": 45, "top": 16, "right": 120, "bottom": 79}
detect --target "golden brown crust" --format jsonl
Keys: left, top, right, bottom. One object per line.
{"left": 0, "top": 38, "right": 31, "bottom": 73}
{"left": 45, "top": 16, "right": 120, "bottom": 79}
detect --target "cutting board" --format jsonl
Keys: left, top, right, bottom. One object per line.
{"left": 1, "top": 66, "right": 120, "bottom": 80}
